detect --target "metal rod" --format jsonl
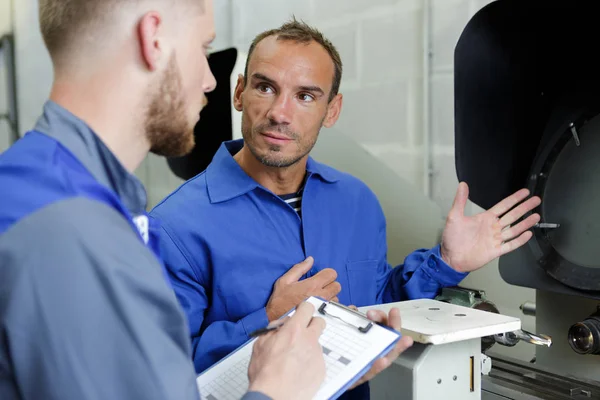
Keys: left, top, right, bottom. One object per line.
{"left": 570, "top": 122, "right": 581, "bottom": 146}
{"left": 534, "top": 223, "right": 560, "bottom": 229}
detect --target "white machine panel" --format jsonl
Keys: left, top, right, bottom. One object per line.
{"left": 360, "top": 299, "right": 521, "bottom": 345}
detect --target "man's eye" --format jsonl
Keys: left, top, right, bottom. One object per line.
{"left": 257, "top": 84, "right": 273, "bottom": 94}
{"left": 298, "top": 93, "right": 315, "bottom": 102}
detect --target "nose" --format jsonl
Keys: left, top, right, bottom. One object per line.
{"left": 204, "top": 67, "right": 217, "bottom": 93}
{"left": 266, "top": 93, "right": 292, "bottom": 125}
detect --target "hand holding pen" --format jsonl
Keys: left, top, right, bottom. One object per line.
{"left": 247, "top": 302, "right": 326, "bottom": 400}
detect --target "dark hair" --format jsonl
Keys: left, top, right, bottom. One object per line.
{"left": 244, "top": 17, "right": 343, "bottom": 102}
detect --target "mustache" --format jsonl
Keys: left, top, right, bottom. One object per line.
{"left": 254, "top": 122, "right": 298, "bottom": 139}
{"left": 198, "top": 97, "right": 209, "bottom": 117}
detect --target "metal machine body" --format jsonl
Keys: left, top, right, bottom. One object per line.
{"left": 361, "top": 289, "right": 599, "bottom": 400}
{"left": 479, "top": 291, "right": 600, "bottom": 399}
{"left": 365, "top": 3, "right": 600, "bottom": 395}
{"left": 482, "top": 355, "right": 600, "bottom": 399}
{"left": 359, "top": 299, "right": 523, "bottom": 400}
{"left": 455, "top": 1, "right": 600, "bottom": 398}
{"left": 369, "top": 339, "right": 483, "bottom": 400}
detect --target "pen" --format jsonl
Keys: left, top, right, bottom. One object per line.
{"left": 248, "top": 314, "right": 322, "bottom": 338}
{"left": 249, "top": 321, "right": 286, "bottom": 338}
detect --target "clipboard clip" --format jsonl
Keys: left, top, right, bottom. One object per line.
{"left": 318, "top": 302, "right": 373, "bottom": 333}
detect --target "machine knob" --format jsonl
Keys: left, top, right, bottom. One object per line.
{"left": 568, "top": 311, "right": 600, "bottom": 355}
{"left": 519, "top": 301, "right": 536, "bottom": 316}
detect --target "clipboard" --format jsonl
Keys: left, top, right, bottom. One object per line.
{"left": 196, "top": 296, "right": 402, "bottom": 400}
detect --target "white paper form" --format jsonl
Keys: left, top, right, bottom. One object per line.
{"left": 196, "top": 297, "right": 401, "bottom": 400}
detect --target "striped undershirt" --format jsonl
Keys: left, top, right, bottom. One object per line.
{"left": 278, "top": 176, "right": 307, "bottom": 217}
{"left": 279, "top": 191, "right": 303, "bottom": 217}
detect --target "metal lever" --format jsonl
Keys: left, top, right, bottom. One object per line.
{"left": 570, "top": 122, "right": 581, "bottom": 146}
{"left": 533, "top": 223, "right": 560, "bottom": 229}
{"left": 494, "top": 329, "right": 552, "bottom": 347}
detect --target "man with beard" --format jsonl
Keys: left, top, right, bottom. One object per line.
{"left": 0, "top": 2, "right": 404, "bottom": 400}
{"left": 150, "top": 18, "right": 542, "bottom": 400}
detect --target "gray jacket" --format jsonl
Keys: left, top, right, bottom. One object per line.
{"left": 0, "top": 101, "right": 269, "bottom": 400}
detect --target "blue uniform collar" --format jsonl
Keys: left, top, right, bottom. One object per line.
{"left": 206, "top": 139, "right": 341, "bottom": 204}
{"left": 32, "top": 100, "right": 148, "bottom": 215}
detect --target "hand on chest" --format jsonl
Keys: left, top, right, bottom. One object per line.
{"left": 211, "top": 211, "right": 380, "bottom": 320}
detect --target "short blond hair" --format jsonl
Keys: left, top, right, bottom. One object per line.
{"left": 38, "top": 0, "right": 204, "bottom": 61}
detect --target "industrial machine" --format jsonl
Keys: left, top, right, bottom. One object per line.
{"left": 362, "top": 1, "right": 600, "bottom": 398}
{"left": 454, "top": 0, "right": 600, "bottom": 398}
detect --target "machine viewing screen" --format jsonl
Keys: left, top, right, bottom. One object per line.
{"left": 542, "top": 114, "right": 600, "bottom": 269}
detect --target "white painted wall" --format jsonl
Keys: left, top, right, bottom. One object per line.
{"left": 231, "top": 0, "right": 428, "bottom": 193}
{"left": 0, "top": 0, "right": 10, "bottom": 35}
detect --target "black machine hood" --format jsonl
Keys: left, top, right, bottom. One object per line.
{"left": 454, "top": 0, "right": 600, "bottom": 297}
{"left": 166, "top": 48, "right": 238, "bottom": 180}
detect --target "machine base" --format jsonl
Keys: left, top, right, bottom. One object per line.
{"left": 482, "top": 355, "right": 600, "bottom": 399}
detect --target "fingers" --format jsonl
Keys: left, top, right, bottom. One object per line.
{"left": 488, "top": 188, "right": 531, "bottom": 217}
{"left": 386, "top": 335, "right": 413, "bottom": 363}
{"left": 363, "top": 337, "right": 413, "bottom": 380}
{"left": 448, "top": 182, "right": 469, "bottom": 218}
{"left": 501, "top": 213, "right": 540, "bottom": 242}
{"left": 367, "top": 308, "right": 402, "bottom": 331}
{"left": 308, "top": 268, "right": 338, "bottom": 287}
{"left": 500, "top": 230, "right": 533, "bottom": 255}
{"left": 286, "top": 302, "right": 315, "bottom": 330}
{"left": 366, "top": 309, "right": 389, "bottom": 325}
{"left": 351, "top": 336, "right": 413, "bottom": 388}
{"left": 282, "top": 257, "right": 314, "bottom": 283}
{"left": 347, "top": 308, "right": 412, "bottom": 390}
{"left": 387, "top": 308, "right": 401, "bottom": 331}
{"left": 354, "top": 358, "right": 389, "bottom": 386}
{"left": 320, "top": 281, "right": 342, "bottom": 300}
{"left": 266, "top": 316, "right": 290, "bottom": 330}
{"left": 307, "top": 316, "right": 326, "bottom": 340}
{"left": 253, "top": 329, "right": 276, "bottom": 349}
{"left": 498, "top": 196, "right": 541, "bottom": 227}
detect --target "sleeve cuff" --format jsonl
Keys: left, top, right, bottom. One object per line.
{"left": 426, "top": 245, "right": 469, "bottom": 286}
{"left": 240, "top": 307, "right": 270, "bottom": 338}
